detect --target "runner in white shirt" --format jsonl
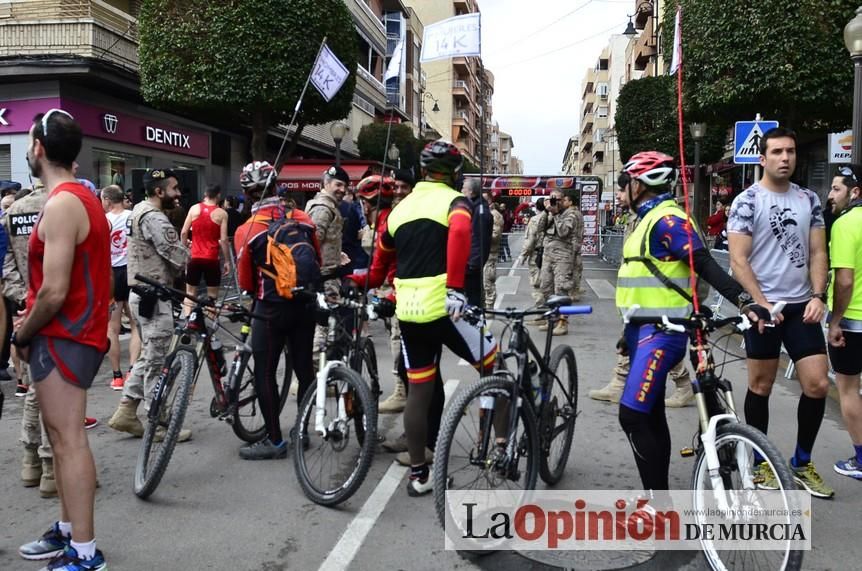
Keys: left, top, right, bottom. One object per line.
{"left": 102, "top": 185, "right": 141, "bottom": 390}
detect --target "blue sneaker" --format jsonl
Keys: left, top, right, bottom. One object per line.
{"left": 834, "top": 456, "right": 862, "bottom": 480}
{"left": 39, "top": 545, "right": 106, "bottom": 571}
{"left": 19, "top": 523, "right": 69, "bottom": 560}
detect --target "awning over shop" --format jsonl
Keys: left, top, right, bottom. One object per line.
{"left": 277, "top": 160, "right": 378, "bottom": 192}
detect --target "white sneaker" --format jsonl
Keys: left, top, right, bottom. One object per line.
{"left": 407, "top": 469, "right": 434, "bottom": 497}
{"left": 288, "top": 379, "right": 299, "bottom": 396}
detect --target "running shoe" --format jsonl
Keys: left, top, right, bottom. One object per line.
{"left": 239, "top": 437, "right": 287, "bottom": 460}
{"left": 16, "top": 383, "right": 28, "bottom": 397}
{"left": 792, "top": 461, "right": 835, "bottom": 499}
{"left": 406, "top": 469, "right": 434, "bottom": 497}
{"left": 109, "top": 374, "right": 124, "bottom": 391}
{"left": 834, "top": 457, "right": 862, "bottom": 480}
{"left": 753, "top": 461, "right": 779, "bottom": 490}
{"left": 18, "top": 523, "right": 69, "bottom": 561}
{"left": 83, "top": 417, "right": 99, "bottom": 430}
{"left": 38, "top": 545, "right": 106, "bottom": 571}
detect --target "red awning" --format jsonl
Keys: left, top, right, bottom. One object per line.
{"left": 277, "top": 161, "right": 378, "bottom": 192}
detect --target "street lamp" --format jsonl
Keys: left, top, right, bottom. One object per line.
{"left": 844, "top": 6, "right": 862, "bottom": 163}
{"left": 622, "top": 0, "right": 658, "bottom": 76}
{"left": 330, "top": 121, "right": 348, "bottom": 167}
{"left": 387, "top": 143, "right": 400, "bottom": 169}
{"left": 419, "top": 92, "right": 439, "bottom": 139}
{"left": 690, "top": 122, "right": 707, "bottom": 226}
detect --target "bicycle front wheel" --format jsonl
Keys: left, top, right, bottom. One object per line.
{"left": 134, "top": 348, "right": 196, "bottom": 499}
{"left": 293, "top": 365, "right": 377, "bottom": 506}
{"left": 538, "top": 344, "right": 578, "bottom": 485}
{"left": 231, "top": 347, "right": 290, "bottom": 443}
{"left": 691, "top": 422, "right": 803, "bottom": 571}
{"left": 434, "top": 375, "right": 539, "bottom": 535}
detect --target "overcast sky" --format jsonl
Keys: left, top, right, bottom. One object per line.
{"left": 480, "top": 0, "right": 632, "bottom": 174}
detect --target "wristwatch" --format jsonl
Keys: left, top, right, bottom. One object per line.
{"left": 737, "top": 291, "right": 753, "bottom": 309}
{"left": 813, "top": 292, "right": 827, "bottom": 303}
{"left": 10, "top": 331, "right": 30, "bottom": 348}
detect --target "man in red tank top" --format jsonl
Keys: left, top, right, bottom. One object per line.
{"left": 180, "top": 183, "right": 230, "bottom": 312}
{"left": 14, "top": 109, "right": 110, "bottom": 569}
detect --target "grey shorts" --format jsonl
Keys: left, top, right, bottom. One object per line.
{"left": 30, "top": 336, "right": 105, "bottom": 389}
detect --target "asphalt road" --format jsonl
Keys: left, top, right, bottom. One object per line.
{"left": 0, "top": 231, "right": 858, "bottom": 570}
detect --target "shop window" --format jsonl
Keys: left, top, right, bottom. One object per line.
{"left": 0, "top": 145, "right": 10, "bottom": 180}
{"left": 93, "top": 148, "right": 148, "bottom": 191}
{"left": 211, "top": 133, "right": 230, "bottom": 167}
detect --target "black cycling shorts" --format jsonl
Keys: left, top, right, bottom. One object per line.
{"left": 828, "top": 331, "right": 862, "bottom": 376}
{"left": 400, "top": 316, "right": 497, "bottom": 384}
{"left": 186, "top": 258, "right": 221, "bottom": 288}
{"left": 743, "top": 301, "right": 826, "bottom": 361}
{"left": 112, "top": 265, "right": 129, "bottom": 302}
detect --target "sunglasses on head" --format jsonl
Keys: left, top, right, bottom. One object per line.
{"left": 40, "top": 108, "right": 73, "bottom": 138}
{"left": 838, "top": 166, "right": 859, "bottom": 184}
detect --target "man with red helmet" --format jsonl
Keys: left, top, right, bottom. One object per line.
{"left": 615, "top": 150, "right": 769, "bottom": 494}
{"left": 372, "top": 140, "right": 497, "bottom": 496}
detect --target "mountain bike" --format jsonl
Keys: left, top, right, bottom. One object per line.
{"left": 131, "top": 275, "right": 290, "bottom": 499}
{"left": 624, "top": 303, "right": 802, "bottom": 571}
{"left": 433, "top": 295, "right": 591, "bottom": 531}
{"left": 293, "top": 287, "right": 393, "bottom": 506}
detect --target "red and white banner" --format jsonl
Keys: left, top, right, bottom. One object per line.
{"left": 580, "top": 181, "right": 600, "bottom": 256}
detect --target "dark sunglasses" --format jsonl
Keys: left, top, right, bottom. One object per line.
{"left": 838, "top": 166, "right": 859, "bottom": 184}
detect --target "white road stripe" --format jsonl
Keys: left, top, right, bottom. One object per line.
{"left": 586, "top": 278, "right": 616, "bottom": 299}
{"left": 318, "top": 462, "right": 409, "bottom": 571}
{"left": 444, "top": 379, "right": 460, "bottom": 405}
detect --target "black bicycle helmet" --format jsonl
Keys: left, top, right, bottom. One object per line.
{"left": 420, "top": 139, "right": 463, "bottom": 177}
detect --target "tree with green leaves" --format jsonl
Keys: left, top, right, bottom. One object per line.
{"left": 356, "top": 123, "right": 421, "bottom": 172}
{"left": 139, "top": 0, "right": 357, "bottom": 161}
{"left": 662, "top": 0, "right": 857, "bottom": 132}
{"left": 614, "top": 75, "right": 727, "bottom": 165}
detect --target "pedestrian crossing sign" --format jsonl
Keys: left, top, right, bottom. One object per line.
{"left": 734, "top": 120, "right": 779, "bottom": 164}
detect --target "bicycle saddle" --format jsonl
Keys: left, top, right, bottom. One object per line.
{"left": 546, "top": 295, "right": 572, "bottom": 308}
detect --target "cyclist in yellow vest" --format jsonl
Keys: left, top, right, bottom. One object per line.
{"left": 615, "top": 151, "right": 769, "bottom": 492}
{"left": 376, "top": 140, "right": 498, "bottom": 497}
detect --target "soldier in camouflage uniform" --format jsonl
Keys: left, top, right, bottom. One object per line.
{"left": 305, "top": 166, "right": 347, "bottom": 362}
{"left": 589, "top": 189, "right": 693, "bottom": 406}
{"left": 3, "top": 182, "right": 55, "bottom": 496}
{"left": 537, "top": 189, "right": 576, "bottom": 335}
{"left": 518, "top": 198, "right": 546, "bottom": 305}
{"left": 483, "top": 193, "right": 504, "bottom": 308}
{"left": 570, "top": 200, "right": 585, "bottom": 301}
{"left": 109, "top": 169, "right": 191, "bottom": 437}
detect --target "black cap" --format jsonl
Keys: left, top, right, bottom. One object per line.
{"left": 392, "top": 168, "right": 415, "bottom": 187}
{"left": 325, "top": 165, "right": 350, "bottom": 185}
{"left": 143, "top": 168, "right": 176, "bottom": 186}
{"left": 0, "top": 180, "right": 22, "bottom": 195}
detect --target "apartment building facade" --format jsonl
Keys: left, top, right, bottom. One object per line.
{"left": 562, "top": 136, "right": 580, "bottom": 175}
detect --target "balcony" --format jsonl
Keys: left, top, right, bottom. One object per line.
{"left": 355, "top": 64, "right": 387, "bottom": 111}
{"left": 454, "top": 0, "right": 477, "bottom": 14}
{"left": 0, "top": 0, "right": 140, "bottom": 71}
{"left": 348, "top": 0, "right": 386, "bottom": 53}
{"left": 453, "top": 56, "right": 473, "bottom": 77}
{"left": 452, "top": 79, "right": 469, "bottom": 101}
{"left": 633, "top": 28, "right": 657, "bottom": 71}
{"left": 634, "top": 1, "right": 654, "bottom": 29}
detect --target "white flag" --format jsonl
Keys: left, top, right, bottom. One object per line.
{"left": 420, "top": 13, "right": 481, "bottom": 63}
{"left": 668, "top": 7, "right": 682, "bottom": 75}
{"left": 311, "top": 43, "right": 350, "bottom": 102}
{"left": 385, "top": 39, "right": 404, "bottom": 81}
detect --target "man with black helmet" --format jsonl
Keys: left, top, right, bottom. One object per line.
{"left": 375, "top": 139, "right": 497, "bottom": 496}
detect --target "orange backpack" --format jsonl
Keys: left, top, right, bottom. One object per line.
{"left": 250, "top": 212, "right": 320, "bottom": 299}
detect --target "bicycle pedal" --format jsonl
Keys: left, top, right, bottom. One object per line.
{"left": 679, "top": 447, "right": 695, "bottom": 458}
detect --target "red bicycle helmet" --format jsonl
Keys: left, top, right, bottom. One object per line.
{"left": 356, "top": 175, "right": 394, "bottom": 200}
{"left": 420, "top": 139, "right": 463, "bottom": 176}
{"left": 622, "top": 151, "right": 677, "bottom": 187}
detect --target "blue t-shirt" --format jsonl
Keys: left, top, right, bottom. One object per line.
{"left": 635, "top": 194, "right": 704, "bottom": 261}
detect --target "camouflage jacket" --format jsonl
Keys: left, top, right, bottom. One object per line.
{"left": 2, "top": 185, "right": 49, "bottom": 303}
{"left": 571, "top": 208, "right": 585, "bottom": 253}
{"left": 543, "top": 207, "right": 576, "bottom": 255}
{"left": 305, "top": 191, "right": 343, "bottom": 276}
{"left": 128, "top": 200, "right": 190, "bottom": 286}
{"left": 488, "top": 208, "right": 504, "bottom": 257}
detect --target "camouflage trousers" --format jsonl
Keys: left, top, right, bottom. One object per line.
{"left": 539, "top": 249, "right": 574, "bottom": 301}
{"left": 124, "top": 292, "right": 174, "bottom": 406}
{"left": 570, "top": 252, "right": 584, "bottom": 300}
{"left": 528, "top": 252, "right": 543, "bottom": 305}
{"left": 483, "top": 256, "right": 498, "bottom": 309}
{"left": 20, "top": 384, "right": 52, "bottom": 459}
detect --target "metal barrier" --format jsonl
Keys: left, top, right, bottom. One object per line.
{"left": 600, "top": 230, "right": 624, "bottom": 267}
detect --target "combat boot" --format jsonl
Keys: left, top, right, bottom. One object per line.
{"left": 589, "top": 376, "right": 625, "bottom": 403}
{"left": 108, "top": 399, "right": 144, "bottom": 437}
{"left": 40, "top": 458, "right": 57, "bottom": 498}
{"left": 552, "top": 318, "right": 568, "bottom": 336}
{"left": 378, "top": 379, "right": 407, "bottom": 414}
{"left": 21, "top": 446, "right": 41, "bottom": 487}
{"left": 665, "top": 383, "right": 695, "bottom": 408}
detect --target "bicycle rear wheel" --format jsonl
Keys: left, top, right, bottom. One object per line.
{"left": 134, "top": 348, "right": 196, "bottom": 499}
{"left": 691, "top": 422, "right": 803, "bottom": 571}
{"left": 434, "top": 375, "right": 539, "bottom": 543}
{"left": 231, "top": 348, "right": 290, "bottom": 443}
{"left": 293, "top": 365, "right": 377, "bottom": 506}
{"left": 538, "top": 344, "right": 578, "bottom": 485}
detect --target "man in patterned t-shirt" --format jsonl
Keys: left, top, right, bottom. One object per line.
{"left": 728, "top": 127, "right": 833, "bottom": 499}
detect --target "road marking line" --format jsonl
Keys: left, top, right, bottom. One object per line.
{"left": 444, "top": 379, "right": 461, "bottom": 406}
{"left": 318, "top": 462, "right": 409, "bottom": 571}
{"left": 586, "top": 278, "right": 616, "bottom": 299}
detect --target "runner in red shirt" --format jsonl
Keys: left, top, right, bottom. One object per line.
{"left": 15, "top": 109, "right": 110, "bottom": 569}
{"left": 180, "top": 183, "right": 231, "bottom": 312}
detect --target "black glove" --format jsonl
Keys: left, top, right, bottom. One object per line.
{"left": 616, "top": 336, "right": 629, "bottom": 356}
{"left": 742, "top": 303, "right": 771, "bottom": 323}
{"left": 374, "top": 298, "right": 396, "bottom": 319}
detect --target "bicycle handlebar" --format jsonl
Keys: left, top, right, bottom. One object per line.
{"left": 133, "top": 274, "right": 267, "bottom": 321}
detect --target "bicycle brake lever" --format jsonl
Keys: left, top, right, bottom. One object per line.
{"left": 736, "top": 313, "right": 752, "bottom": 332}
{"left": 622, "top": 305, "right": 641, "bottom": 324}
{"left": 661, "top": 315, "right": 686, "bottom": 334}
